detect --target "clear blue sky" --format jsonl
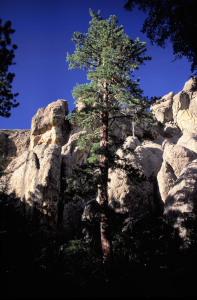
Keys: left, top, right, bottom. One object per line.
{"left": 1, "top": 0, "right": 192, "bottom": 129}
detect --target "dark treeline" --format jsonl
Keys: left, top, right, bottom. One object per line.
{"left": 1, "top": 192, "right": 197, "bottom": 299}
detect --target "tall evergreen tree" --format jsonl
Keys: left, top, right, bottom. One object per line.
{"left": 0, "top": 19, "right": 19, "bottom": 118}
{"left": 67, "top": 9, "right": 152, "bottom": 266}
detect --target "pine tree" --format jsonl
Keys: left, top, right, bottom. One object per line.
{"left": 67, "top": 9, "right": 152, "bottom": 266}
{"left": 0, "top": 19, "right": 19, "bottom": 118}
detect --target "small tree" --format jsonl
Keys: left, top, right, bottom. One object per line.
{"left": 67, "top": 9, "right": 152, "bottom": 266}
{"left": 0, "top": 19, "right": 19, "bottom": 118}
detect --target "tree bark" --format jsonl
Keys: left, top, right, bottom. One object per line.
{"left": 98, "top": 82, "right": 112, "bottom": 266}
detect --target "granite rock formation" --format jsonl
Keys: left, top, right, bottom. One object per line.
{"left": 1, "top": 78, "right": 197, "bottom": 241}
{"left": 152, "top": 77, "right": 197, "bottom": 243}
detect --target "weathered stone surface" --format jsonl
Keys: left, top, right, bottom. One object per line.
{"left": 123, "top": 136, "right": 141, "bottom": 150}
{"left": 157, "top": 161, "right": 177, "bottom": 203}
{"left": 164, "top": 160, "right": 197, "bottom": 241}
{"left": 172, "top": 91, "right": 190, "bottom": 126}
{"left": 108, "top": 137, "right": 163, "bottom": 216}
{"left": 140, "top": 139, "right": 163, "bottom": 162}
{"left": 6, "top": 145, "right": 62, "bottom": 223}
{"left": 30, "top": 99, "right": 69, "bottom": 148}
{"left": 176, "top": 109, "right": 197, "bottom": 132}
{"left": 0, "top": 129, "right": 30, "bottom": 158}
{"left": 108, "top": 167, "right": 156, "bottom": 216}
{"left": 188, "top": 91, "right": 197, "bottom": 113}
{"left": 151, "top": 78, "right": 197, "bottom": 134}
{"left": 171, "top": 78, "right": 197, "bottom": 132}
{"left": 162, "top": 140, "right": 197, "bottom": 177}
{"left": 183, "top": 77, "right": 197, "bottom": 92}
{"left": 2, "top": 78, "right": 197, "bottom": 240}
{"left": 165, "top": 159, "right": 197, "bottom": 215}
{"left": 61, "top": 127, "right": 89, "bottom": 177}
{"left": 163, "top": 122, "right": 181, "bottom": 138}
{"left": 151, "top": 92, "right": 174, "bottom": 124}
{"left": 8, "top": 130, "right": 31, "bottom": 157}
{"left": 177, "top": 132, "right": 197, "bottom": 153}
{"left": 157, "top": 139, "right": 197, "bottom": 204}
{"left": 110, "top": 112, "right": 161, "bottom": 141}
{"left": 148, "top": 78, "right": 197, "bottom": 241}
{"left": 1, "top": 100, "right": 70, "bottom": 229}
{"left": 133, "top": 145, "right": 162, "bottom": 177}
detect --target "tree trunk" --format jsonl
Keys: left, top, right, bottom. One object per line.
{"left": 132, "top": 121, "right": 135, "bottom": 137}
{"left": 98, "top": 82, "right": 112, "bottom": 266}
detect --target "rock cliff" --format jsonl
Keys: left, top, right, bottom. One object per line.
{"left": 1, "top": 78, "right": 197, "bottom": 241}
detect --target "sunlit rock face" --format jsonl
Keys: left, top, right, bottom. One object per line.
{"left": 151, "top": 77, "right": 197, "bottom": 242}
{"left": 0, "top": 100, "right": 70, "bottom": 229}
{"left": 108, "top": 136, "right": 163, "bottom": 217}
{"left": 1, "top": 98, "right": 164, "bottom": 231}
{"left": 1, "top": 78, "right": 197, "bottom": 241}
{"left": 30, "top": 99, "right": 69, "bottom": 148}
{"left": 151, "top": 91, "right": 174, "bottom": 124}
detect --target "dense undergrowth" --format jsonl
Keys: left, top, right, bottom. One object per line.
{"left": 1, "top": 193, "right": 197, "bottom": 299}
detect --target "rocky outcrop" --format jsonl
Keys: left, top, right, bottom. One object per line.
{"left": 183, "top": 76, "right": 197, "bottom": 92}
{"left": 164, "top": 159, "right": 197, "bottom": 242}
{"left": 30, "top": 99, "right": 69, "bottom": 148}
{"left": 0, "top": 100, "right": 70, "bottom": 229}
{"left": 1, "top": 78, "right": 197, "bottom": 242}
{"left": 61, "top": 127, "right": 89, "bottom": 177}
{"left": 177, "top": 131, "right": 197, "bottom": 153}
{"left": 151, "top": 91, "right": 174, "bottom": 124}
{"left": 0, "top": 129, "right": 30, "bottom": 158}
{"left": 7, "top": 145, "right": 62, "bottom": 222}
{"left": 151, "top": 77, "right": 197, "bottom": 243}
{"left": 108, "top": 136, "right": 163, "bottom": 217}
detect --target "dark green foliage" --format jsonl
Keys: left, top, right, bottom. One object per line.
{"left": 63, "top": 162, "right": 98, "bottom": 203}
{"left": 0, "top": 145, "right": 7, "bottom": 177}
{"left": 66, "top": 9, "right": 154, "bottom": 210}
{"left": 67, "top": 9, "right": 153, "bottom": 156}
{"left": 1, "top": 192, "right": 197, "bottom": 297}
{"left": 0, "top": 19, "right": 19, "bottom": 117}
{"left": 58, "top": 239, "right": 103, "bottom": 289}
{"left": 63, "top": 152, "right": 146, "bottom": 209}
{"left": 125, "top": 0, "right": 197, "bottom": 73}
{"left": 113, "top": 215, "right": 181, "bottom": 268}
